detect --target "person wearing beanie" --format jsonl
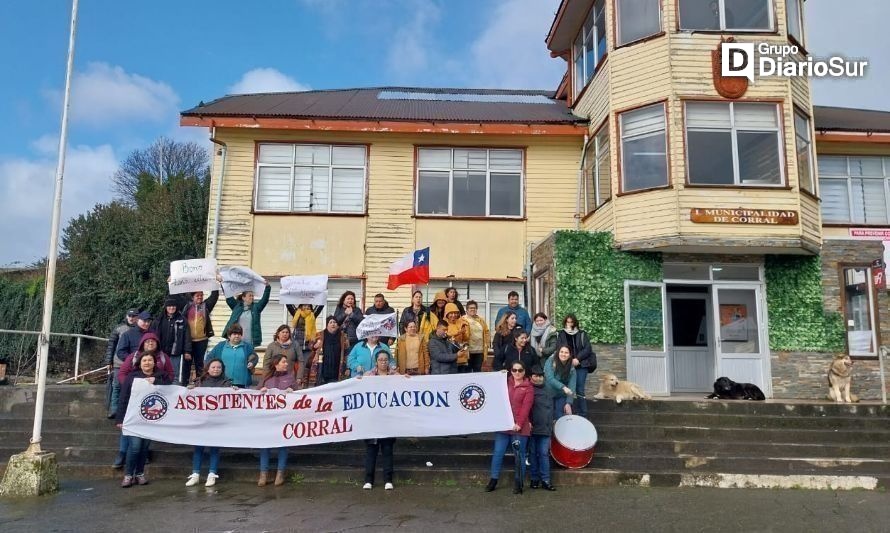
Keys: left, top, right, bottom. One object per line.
{"left": 528, "top": 364, "right": 556, "bottom": 491}
{"left": 154, "top": 297, "right": 192, "bottom": 386}
{"left": 103, "top": 308, "right": 139, "bottom": 417}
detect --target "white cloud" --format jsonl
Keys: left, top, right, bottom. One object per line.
{"left": 229, "top": 68, "right": 310, "bottom": 94}
{"left": 0, "top": 143, "right": 118, "bottom": 265}
{"left": 386, "top": 1, "right": 442, "bottom": 82}
{"left": 44, "top": 62, "right": 181, "bottom": 127}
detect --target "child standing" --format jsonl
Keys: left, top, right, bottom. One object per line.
{"left": 186, "top": 359, "right": 238, "bottom": 487}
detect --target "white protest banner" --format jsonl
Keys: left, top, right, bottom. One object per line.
{"left": 219, "top": 266, "right": 265, "bottom": 297}
{"left": 168, "top": 258, "right": 219, "bottom": 295}
{"left": 356, "top": 312, "right": 397, "bottom": 340}
{"left": 122, "top": 373, "right": 513, "bottom": 447}
{"left": 279, "top": 275, "right": 328, "bottom": 306}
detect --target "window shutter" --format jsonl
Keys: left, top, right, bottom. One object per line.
{"left": 331, "top": 168, "right": 365, "bottom": 212}
{"left": 489, "top": 149, "right": 523, "bottom": 170}
{"left": 817, "top": 156, "right": 847, "bottom": 176}
{"left": 622, "top": 104, "right": 665, "bottom": 138}
{"left": 295, "top": 145, "right": 330, "bottom": 165}
{"left": 258, "top": 144, "right": 293, "bottom": 164}
{"left": 418, "top": 148, "right": 452, "bottom": 168}
{"left": 733, "top": 104, "right": 778, "bottom": 129}
{"left": 819, "top": 179, "right": 850, "bottom": 223}
{"left": 686, "top": 102, "right": 730, "bottom": 129}
{"left": 453, "top": 149, "right": 487, "bottom": 169}
{"left": 332, "top": 146, "right": 366, "bottom": 166}
{"left": 256, "top": 167, "right": 292, "bottom": 211}
{"left": 851, "top": 178, "right": 888, "bottom": 224}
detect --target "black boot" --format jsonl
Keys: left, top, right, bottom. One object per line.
{"left": 513, "top": 477, "right": 523, "bottom": 495}
{"left": 485, "top": 478, "right": 497, "bottom": 492}
{"left": 541, "top": 481, "right": 556, "bottom": 491}
{"left": 529, "top": 480, "right": 540, "bottom": 489}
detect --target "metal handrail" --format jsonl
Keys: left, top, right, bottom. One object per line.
{"left": 0, "top": 328, "right": 108, "bottom": 381}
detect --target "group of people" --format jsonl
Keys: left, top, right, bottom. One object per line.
{"left": 106, "top": 284, "right": 597, "bottom": 492}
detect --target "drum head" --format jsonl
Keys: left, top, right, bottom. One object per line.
{"left": 553, "top": 414, "right": 597, "bottom": 451}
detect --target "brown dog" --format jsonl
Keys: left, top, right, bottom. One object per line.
{"left": 827, "top": 354, "right": 858, "bottom": 403}
{"left": 594, "top": 373, "right": 652, "bottom": 403}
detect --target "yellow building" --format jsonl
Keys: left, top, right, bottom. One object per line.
{"left": 180, "top": 88, "right": 586, "bottom": 345}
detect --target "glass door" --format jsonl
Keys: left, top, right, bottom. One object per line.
{"left": 712, "top": 285, "right": 769, "bottom": 394}
{"left": 625, "top": 281, "right": 669, "bottom": 396}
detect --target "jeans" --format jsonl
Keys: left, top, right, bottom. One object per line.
{"left": 192, "top": 446, "right": 220, "bottom": 474}
{"left": 125, "top": 436, "right": 151, "bottom": 477}
{"left": 364, "top": 438, "right": 395, "bottom": 484}
{"left": 553, "top": 395, "right": 570, "bottom": 420}
{"left": 259, "top": 448, "right": 288, "bottom": 472}
{"left": 109, "top": 376, "right": 122, "bottom": 415}
{"left": 296, "top": 348, "right": 312, "bottom": 385}
{"left": 574, "top": 367, "right": 590, "bottom": 417}
{"left": 528, "top": 435, "right": 551, "bottom": 483}
{"left": 118, "top": 433, "right": 129, "bottom": 454}
{"left": 191, "top": 339, "right": 208, "bottom": 377}
{"left": 489, "top": 433, "right": 528, "bottom": 481}
{"left": 469, "top": 353, "right": 484, "bottom": 373}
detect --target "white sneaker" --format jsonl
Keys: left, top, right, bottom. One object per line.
{"left": 362, "top": 482, "right": 372, "bottom": 490}
{"left": 205, "top": 473, "right": 218, "bottom": 487}
{"left": 384, "top": 482, "right": 394, "bottom": 490}
{"left": 185, "top": 473, "right": 200, "bottom": 487}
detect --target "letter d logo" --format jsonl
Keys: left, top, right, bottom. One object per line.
{"left": 721, "top": 43, "right": 755, "bottom": 82}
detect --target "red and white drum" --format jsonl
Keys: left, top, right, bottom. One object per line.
{"left": 550, "top": 415, "right": 598, "bottom": 469}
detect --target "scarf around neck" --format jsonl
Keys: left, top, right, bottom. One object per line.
{"left": 291, "top": 308, "right": 317, "bottom": 343}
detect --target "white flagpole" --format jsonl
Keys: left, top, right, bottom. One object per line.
{"left": 30, "top": 0, "right": 79, "bottom": 452}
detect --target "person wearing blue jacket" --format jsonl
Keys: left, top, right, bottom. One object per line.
{"left": 346, "top": 336, "right": 393, "bottom": 378}
{"left": 206, "top": 324, "right": 258, "bottom": 388}
{"left": 544, "top": 345, "right": 577, "bottom": 419}
{"left": 494, "top": 291, "right": 532, "bottom": 333}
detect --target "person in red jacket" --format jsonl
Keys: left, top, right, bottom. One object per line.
{"left": 118, "top": 332, "right": 175, "bottom": 384}
{"left": 485, "top": 361, "right": 533, "bottom": 494}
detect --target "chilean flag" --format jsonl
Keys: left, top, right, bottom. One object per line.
{"left": 387, "top": 247, "right": 430, "bottom": 290}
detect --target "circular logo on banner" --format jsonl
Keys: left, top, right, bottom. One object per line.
{"left": 459, "top": 384, "right": 486, "bottom": 412}
{"left": 140, "top": 393, "right": 168, "bottom": 421}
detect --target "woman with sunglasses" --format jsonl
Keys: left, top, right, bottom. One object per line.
{"left": 485, "top": 361, "right": 533, "bottom": 494}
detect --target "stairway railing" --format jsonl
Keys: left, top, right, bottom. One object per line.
{"left": 0, "top": 328, "right": 108, "bottom": 383}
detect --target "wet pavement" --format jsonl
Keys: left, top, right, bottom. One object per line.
{"left": 1, "top": 478, "right": 888, "bottom": 532}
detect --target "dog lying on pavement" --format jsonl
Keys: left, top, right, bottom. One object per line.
{"left": 705, "top": 376, "right": 765, "bottom": 401}
{"left": 827, "top": 354, "right": 858, "bottom": 403}
{"left": 594, "top": 373, "right": 651, "bottom": 403}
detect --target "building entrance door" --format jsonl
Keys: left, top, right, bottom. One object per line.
{"left": 712, "top": 285, "right": 770, "bottom": 394}
{"left": 667, "top": 293, "right": 713, "bottom": 393}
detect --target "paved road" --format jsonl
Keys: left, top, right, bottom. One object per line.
{"left": 1, "top": 479, "right": 887, "bottom": 532}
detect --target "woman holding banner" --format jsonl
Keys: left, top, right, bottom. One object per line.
{"left": 361, "top": 352, "right": 405, "bottom": 490}
{"left": 223, "top": 281, "right": 271, "bottom": 347}
{"left": 206, "top": 324, "right": 258, "bottom": 388}
{"left": 485, "top": 361, "right": 533, "bottom": 494}
{"left": 116, "top": 351, "right": 173, "bottom": 488}
{"left": 333, "top": 291, "right": 364, "bottom": 349}
{"left": 185, "top": 358, "right": 236, "bottom": 488}
{"left": 256, "top": 354, "right": 296, "bottom": 486}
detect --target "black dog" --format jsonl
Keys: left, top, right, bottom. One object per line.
{"left": 705, "top": 376, "right": 765, "bottom": 401}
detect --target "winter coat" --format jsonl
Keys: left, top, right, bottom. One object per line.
{"left": 116, "top": 369, "right": 173, "bottom": 424}
{"left": 118, "top": 332, "right": 175, "bottom": 384}
{"left": 465, "top": 314, "right": 491, "bottom": 355}
{"left": 318, "top": 329, "right": 349, "bottom": 382}
{"left": 531, "top": 383, "right": 554, "bottom": 436}
{"left": 207, "top": 340, "right": 258, "bottom": 387}
{"left": 544, "top": 354, "right": 577, "bottom": 399}
{"left": 105, "top": 321, "right": 132, "bottom": 368}
{"left": 346, "top": 340, "right": 393, "bottom": 378}
{"left": 182, "top": 290, "right": 220, "bottom": 340}
{"left": 333, "top": 306, "right": 364, "bottom": 345}
{"left": 153, "top": 310, "right": 192, "bottom": 358}
{"left": 286, "top": 304, "right": 323, "bottom": 351}
{"left": 530, "top": 324, "right": 558, "bottom": 360}
{"left": 396, "top": 333, "right": 430, "bottom": 374}
{"left": 505, "top": 376, "right": 534, "bottom": 437}
{"left": 399, "top": 305, "right": 429, "bottom": 335}
{"left": 445, "top": 298, "right": 465, "bottom": 316}
{"left": 427, "top": 332, "right": 458, "bottom": 375}
{"left": 556, "top": 329, "right": 596, "bottom": 371}
{"left": 495, "top": 304, "right": 532, "bottom": 334}
{"left": 223, "top": 284, "right": 271, "bottom": 346}
{"left": 197, "top": 374, "right": 233, "bottom": 388}
{"left": 492, "top": 325, "right": 523, "bottom": 367}
{"left": 495, "top": 343, "right": 537, "bottom": 373}
{"left": 260, "top": 371, "right": 296, "bottom": 391}
{"left": 115, "top": 324, "right": 151, "bottom": 361}
{"left": 265, "top": 341, "right": 299, "bottom": 366}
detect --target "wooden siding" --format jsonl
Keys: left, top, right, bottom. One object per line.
{"left": 575, "top": 63, "right": 610, "bottom": 132}
{"left": 583, "top": 201, "right": 615, "bottom": 233}
{"left": 611, "top": 38, "right": 671, "bottom": 110}
{"left": 613, "top": 189, "right": 679, "bottom": 242}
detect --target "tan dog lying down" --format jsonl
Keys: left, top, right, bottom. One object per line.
{"left": 594, "top": 373, "right": 652, "bottom": 403}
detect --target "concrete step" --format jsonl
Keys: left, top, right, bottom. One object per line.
{"left": 588, "top": 411, "right": 890, "bottom": 430}
{"left": 585, "top": 399, "right": 890, "bottom": 418}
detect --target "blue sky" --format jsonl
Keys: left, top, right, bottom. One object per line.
{"left": 1, "top": 0, "right": 888, "bottom": 266}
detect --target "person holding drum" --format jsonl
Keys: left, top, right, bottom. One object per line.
{"left": 485, "top": 361, "right": 534, "bottom": 494}
{"left": 544, "top": 345, "right": 577, "bottom": 419}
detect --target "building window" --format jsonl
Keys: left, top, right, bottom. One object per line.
{"left": 573, "top": 0, "right": 606, "bottom": 98}
{"left": 842, "top": 267, "right": 878, "bottom": 357}
{"left": 426, "top": 281, "right": 525, "bottom": 333}
{"left": 786, "top": 0, "right": 805, "bottom": 45}
{"left": 416, "top": 148, "right": 523, "bottom": 218}
{"left": 260, "top": 278, "right": 364, "bottom": 347}
{"left": 620, "top": 103, "right": 668, "bottom": 192}
{"left": 685, "top": 102, "right": 783, "bottom": 186}
{"left": 255, "top": 143, "right": 366, "bottom": 213}
{"left": 616, "top": 0, "right": 662, "bottom": 46}
{"left": 534, "top": 272, "right": 551, "bottom": 317}
{"left": 679, "top": 0, "right": 773, "bottom": 32}
{"left": 584, "top": 125, "right": 611, "bottom": 213}
{"left": 819, "top": 156, "right": 890, "bottom": 224}
{"left": 794, "top": 110, "right": 814, "bottom": 194}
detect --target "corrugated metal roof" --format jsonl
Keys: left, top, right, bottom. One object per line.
{"left": 181, "top": 87, "right": 584, "bottom": 124}
{"left": 814, "top": 105, "right": 890, "bottom": 134}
